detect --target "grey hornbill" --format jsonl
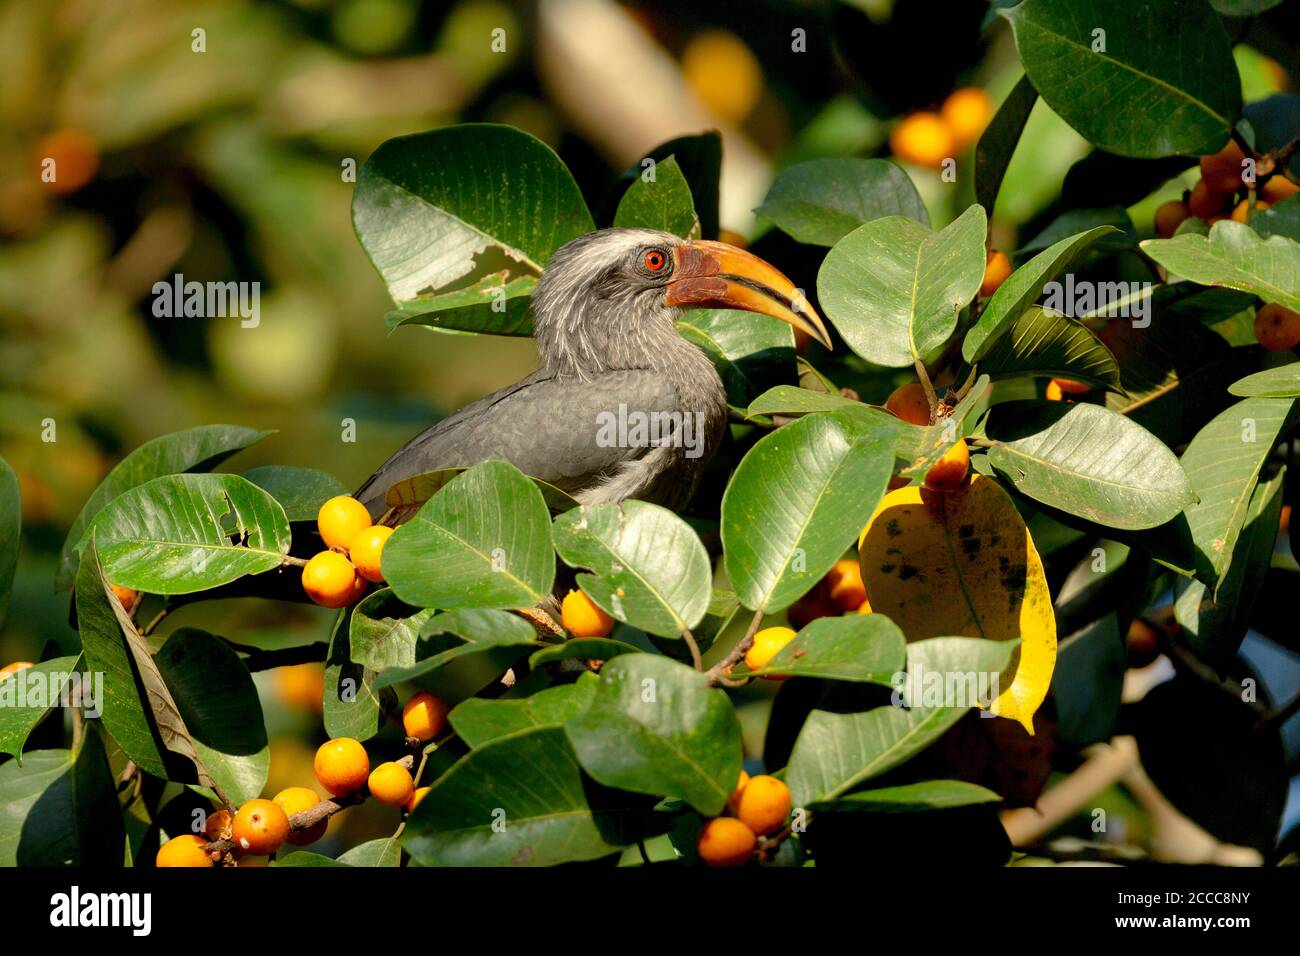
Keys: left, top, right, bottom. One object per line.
{"left": 354, "top": 228, "right": 831, "bottom": 516}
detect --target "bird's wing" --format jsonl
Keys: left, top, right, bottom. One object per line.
{"left": 355, "top": 369, "right": 681, "bottom": 514}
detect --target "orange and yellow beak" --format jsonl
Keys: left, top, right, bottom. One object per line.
{"left": 666, "top": 240, "right": 833, "bottom": 350}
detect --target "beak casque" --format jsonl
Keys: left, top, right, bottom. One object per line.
{"left": 665, "top": 240, "right": 833, "bottom": 350}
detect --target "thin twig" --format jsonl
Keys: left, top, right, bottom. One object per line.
{"left": 706, "top": 608, "right": 764, "bottom": 686}
{"left": 681, "top": 627, "right": 703, "bottom": 671}
{"left": 914, "top": 359, "right": 939, "bottom": 421}
{"left": 140, "top": 603, "right": 173, "bottom": 637}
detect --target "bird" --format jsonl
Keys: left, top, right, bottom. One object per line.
{"left": 354, "top": 227, "right": 831, "bottom": 518}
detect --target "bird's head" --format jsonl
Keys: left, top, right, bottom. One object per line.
{"left": 531, "top": 228, "right": 831, "bottom": 375}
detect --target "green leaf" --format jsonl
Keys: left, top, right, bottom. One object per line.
{"left": 675, "top": 308, "right": 795, "bottom": 406}
{"left": 1229, "top": 363, "right": 1300, "bottom": 398}
{"left": 1249, "top": 195, "right": 1300, "bottom": 243}
{"left": 1180, "top": 397, "right": 1298, "bottom": 582}
{"left": 349, "top": 588, "right": 437, "bottom": 672}
{"left": 450, "top": 674, "right": 598, "bottom": 748}
{"left": 58, "top": 424, "right": 271, "bottom": 590}
{"left": 1175, "top": 468, "right": 1284, "bottom": 670}
{"left": 605, "top": 133, "right": 722, "bottom": 239}
{"left": 240, "top": 465, "right": 347, "bottom": 522}
{"left": 155, "top": 628, "right": 270, "bottom": 806}
{"left": 731, "top": 614, "right": 907, "bottom": 683}
{"left": 0, "top": 656, "right": 81, "bottom": 760}
{"left": 553, "top": 501, "right": 711, "bottom": 639}
{"left": 383, "top": 460, "right": 555, "bottom": 609}
{"left": 337, "top": 837, "right": 402, "bottom": 867}
{"left": 351, "top": 125, "right": 594, "bottom": 322}
{"left": 755, "top": 158, "right": 928, "bottom": 246}
{"left": 0, "top": 456, "right": 17, "bottom": 629}
{"left": 963, "top": 226, "right": 1119, "bottom": 363}
{"left": 722, "top": 411, "right": 895, "bottom": 612}
{"left": 381, "top": 466, "right": 578, "bottom": 516}
{"left": 786, "top": 637, "right": 1017, "bottom": 806}
{"left": 373, "top": 609, "right": 540, "bottom": 689}
{"left": 972, "top": 305, "right": 1121, "bottom": 390}
{"left": 613, "top": 156, "right": 698, "bottom": 238}
{"left": 1020, "top": 206, "right": 1136, "bottom": 254}
{"left": 745, "top": 385, "right": 866, "bottom": 420}
{"left": 89, "top": 473, "right": 292, "bottom": 594}
{"left": 975, "top": 73, "right": 1038, "bottom": 215}
{"left": 385, "top": 274, "right": 537, "bottom": 336}
{"left": 528, "top": 638, "right": 642, "bottom": 668}
{"left": 812, "top": 779, "right": 1002, "bottom": 813}
{"left": 0, "top": 735, "right": 123, "bottom": 867}
{"left": 1052, "top": 613, "right": 1125, "bottom": 748}
{"left": 275, "top": 851, "right": 348, "bottom": 867}
{"left": 404, "top": 726, "right": 624, "bottom": 866}
{"left": 819, "top": 205, "right": 987, "bottom": 368}
{"left": 564, "top": 654, "right": 742, "bottom": 815}
{"left": 1210, "top": 0, "right": 1286, "bottom": 15}
{"left": 1140, "top": 222, "right": 1300, "bottom": 312}
{"left": 324, "top": 606, "right": 385, "bottom": 743}
{"left": 983, "top": 400, "right": 1193, "bottom": 530}
{"left": 1002, "top": 0, "right": 1240, "bottom": 158}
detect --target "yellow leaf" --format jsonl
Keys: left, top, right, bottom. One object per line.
{"left": 857, "top": 475, "right": 1056, "bottom": 734}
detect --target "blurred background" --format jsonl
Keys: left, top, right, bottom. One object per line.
{"left": 1, "top": 0, "right": 1296, "bottom": 860}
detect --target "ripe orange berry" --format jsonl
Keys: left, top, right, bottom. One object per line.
{"left": 0, "top": 661, "right": 34, "bottom": 682}
{"left": 856, "top": 594, "right": 874, "bottom": 614}
{"left": 349, "top": 525, "right": 394, "bottom": 583}
{"left": 156, "top": 834, "right": 214, "bottom": 868}
{"left": 1261, "top": 176, "right": 1299, "bottom": 204}
{"left": 1231, "top": 199, "right": 1269, "bottom": 223}
{"left": 1255, "top": 303, "right": 1300, "bottom": 351}
{"left": 1051, "top": 377, "right": 1091, "bottom": 395}
{"left": 884, "top": 382, "right": 931, "bottom": 426}
{"left": 826, "top": 558, "right": 867, "bottom": 612}
{"left": 273, "top": 787, "right": 326, "bottom": 846}
{"left": 35, "top": 129, "right": 99, "bottom": 195}
{"left": 561, "top": 588, "right": 614, "bottom": 637}
{"left": 314, "top": 737, "right": 370, "bottom": 796}
{"left": 890, "top": 112, "right": 955, "bottom": 169}
{"left": 697, "top": 816, "right": 756, "bottom": 867}
{"left": 274, "top": 663, "right": 325, "bottom": 713}
{"left": 940, "top": 87, "right": 992, "bottom": 148}
{"left": 202, "top": 808, "right": 232, "bottom": 841}
{"left": 980, "top": 249, "right": 1012, "bottom": 297}
{"left": 407, "top": 786, "right": 431, "bottom": 813}
{"left": 728, "top": 770, "right": 751, "bottom": 813}
{"left": 402, "top": 691, "right": 450, "bottom": 742}
{"left": 1199, "top": 140, "right": 1247, "bottom": 194}
{"left": 368, "top": 761, "right": 415, "bottom": 807}
{"left": 925, "top": 439, "right": 970, "bottom": 491}
{"left": 232, "top": 799, "right": 290, "bottom": 855}
{"left": 1154, "top": 199, "right": 1191, "bottom": 238}
{"left": 110, "top": 584, "right": 139, "bottom": 612}
{"left": 317, "top": 495, "right": 372, "bottom": 551}
{"left": 1126, "top": 618, "right": 1162, "bottom": 669}
{"left": 734, "top": 774, "right": 792, "bottom": 836}
{"left": 301, "top": 550, "right": 365, "bottom": 608}
{"left": 744, "top": 626, "right": 797, "bottom": 679}
{"left": 1045, "top": 380, "right": 1066, "bottom": 402}
{"left": 1188, "top": 178, "right": 1231, "bottom": 219}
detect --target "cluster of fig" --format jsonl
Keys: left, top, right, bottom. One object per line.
{"left": 696, "top": 772, "right": 793, "bottom": 867}
{"left": 302, "top": 495, "right": 394, "bottom": 608}
{"left": 890, "top": 88, "right": 992, "bottom": 170}
{"left": 155, "top": 690, "right": 448, "bottom": 866}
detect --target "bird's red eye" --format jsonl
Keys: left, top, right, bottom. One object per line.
{"left": 644, "top": 250, "right": 666, "bottom": 271}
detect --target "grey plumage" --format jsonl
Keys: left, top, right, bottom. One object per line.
{"left": 355, "top": 229, "right": 729, "bottom": 515}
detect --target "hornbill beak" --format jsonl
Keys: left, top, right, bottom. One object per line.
{"left": 665, "top": 240, "right": 833, "bottom": 350}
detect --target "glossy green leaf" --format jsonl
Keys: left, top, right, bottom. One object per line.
{"left": 89, "top": 473, "right": 292, "bottom": 594}
{"left": 812, "top": 779, "right": 1002, "bottom": 813}
{"left": 973, "top": 305, "right": 1121, "bottom": 390}
{"left": 58, "top": 424, "right": 271, "bottom": 590}
{"left": 1229, "top": 363, "right": 1300, "bottom": 398}
{"left": 1002, "top": 0, "right": 1240, "bottom": 157}
{"left": 675, "top": 309, "right": 795, "bottom": 406}
{"left": 385, "top": 274, "right": 537, "bottom": 336}
{"left": 349, "top": 588, "right": 437, "bottom": 672}
{"left": 755, "top": 158, "right": 928, "bottom": 246}
{"left": 745, "top": 385, "right": 867, "bottom": 419}
{"left": 722, "top": 411, "right": 894, "bottom": 612}
{"left": 1140, "top": 222, "right": 1300, "bottom": 312}
{"left": 565, "top": 654, "right": 742, "bottom": 815}
{"left": 528, "top": 638, "right": 642, "bottom": 668}
{"left": 383, "top": 460, "right": 555, "bottom": 609}
{"left": 450, "top": 674, "right": 598, "bottom": 748}
{"left": 241, "top": 465, "right": 347, "bottom": 522}
{"left": 337, "top": 837, "right": 402, "bottom": 867}
{"left": 975, "top": 73, "right": 1037, "bottom": 215}
{"left": 404, "top": 726, "right": 624, "bottom": 866}
{"left": 0, "top": 656, "right": 81, "bottom": 761}
{"left": 1249, "top": 195, "right": 1300, "bottom": 242}
{"left": 324, "top": 606, "right": 385, "bottom": 743}
{"left": 731, "top": 614, "right": 907, "bottom": 683}
{"left": 553, "top": 501, "right": 711, "bottom": 639}
{"left": 964, "top": 226, "right": 1119, "bottom": 362}
{"left": 373, "top": 608, "right": 539, "bottom": 689}
{"left": 0, "top": 735, "right": 123, "bottom": 867}
{"left": 819, "top": 205, "right": 987, "bottom": 368}
{"left": 984, "top": 400, "right": 1193, "bottom": 530}
{"left": 613, "top": 156, "right": 698, "bottom": 238}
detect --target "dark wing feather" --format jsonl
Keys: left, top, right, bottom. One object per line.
{"left": 355, "top": 369, "right": 680, "bottom": 514}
